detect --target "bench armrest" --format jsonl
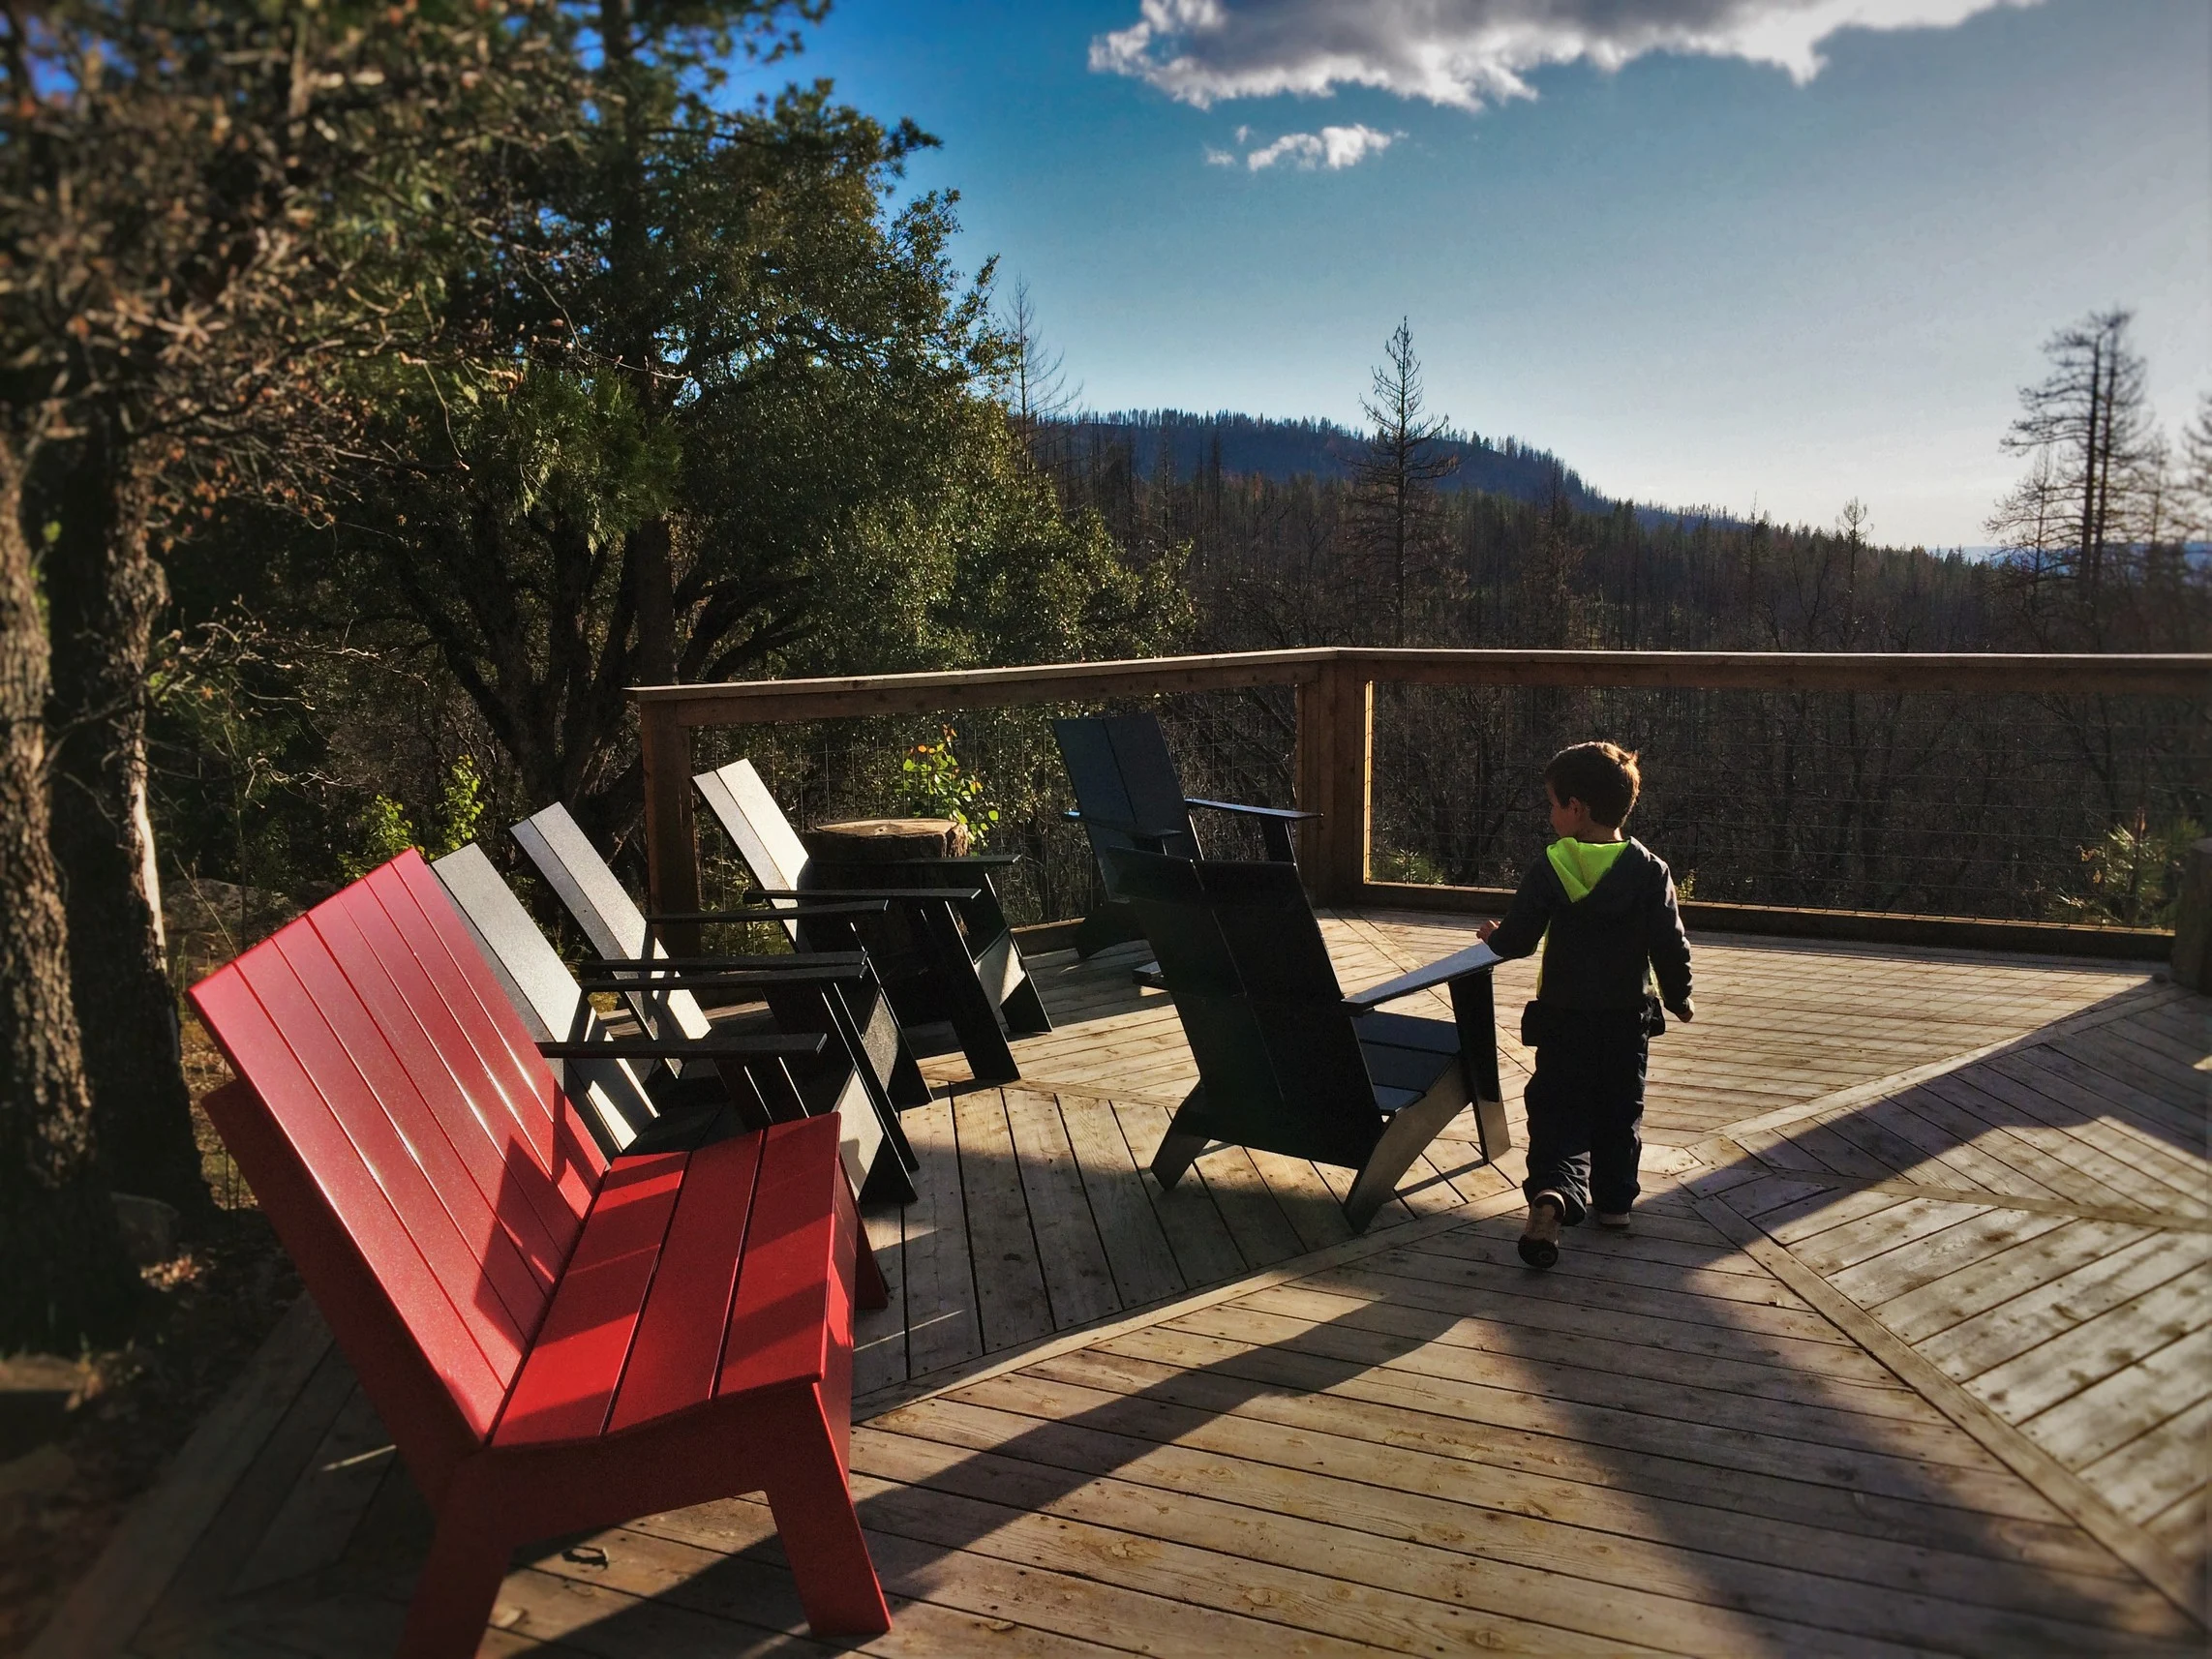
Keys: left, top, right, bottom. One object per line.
{"left": 1185, "top": 799, "right": 1321, "bottom": 823}
{"left": 1342, "top": 941, "right": 1501, "bottom": 1012}
{"left": 537, "top": 1031, "right": 828, "bottom": 1062}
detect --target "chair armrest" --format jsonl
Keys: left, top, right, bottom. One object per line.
{"left": 587, "top": 953, "right": 866, "bottom": 973}
{"left": 1064, "top": 808, "right": 1161, "bottom": 837}
{"left": 746, "top": 886, "right": 985, "bottom": 904}
{"left": 1342, "top": 942, "right": 1501, "bottom": 1012}
{"left": 828, "top": 854, "right": 1022, "bottom": 869}
{"left": 643, "top": 901, "right": 890, "bottom": 921}
{"left": 537, "top": 1032, "right": 827, "bottom": 1062}
{"left": 578, "top": 961, "right": 867, "bottom": 991}
{"left": 1185, "top": 799, "right": 1322, "bottom": 823}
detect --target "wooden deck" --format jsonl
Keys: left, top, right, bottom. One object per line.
{"left": 40, "top": 913, "right": 2209, "bottom": 1657}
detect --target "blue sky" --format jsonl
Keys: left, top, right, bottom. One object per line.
{"left": 746, "top": 1, "right": 2209, "bottom": 549}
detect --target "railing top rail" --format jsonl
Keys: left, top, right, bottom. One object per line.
{"left": 633, "top": 649, "right": 1337, "bottom": 726}
{"left": 632, "top": 648, "right": 2211, "bottom": 723}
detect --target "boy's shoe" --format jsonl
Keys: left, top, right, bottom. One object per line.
{"left": 1594, "top": 1211, "right": 1632, "bottom": 1231}
{"left": 1518, "top": 1193, "right": 1565, "bottom": 1268}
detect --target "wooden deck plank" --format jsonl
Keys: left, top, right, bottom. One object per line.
{"left": 1002, "top": 1089, "right": 1121, "bottom": 1331}
{"left": 1920, "top": 1235, "right": 2205, "bottom": 1385}
{"left": 953, "top": 1091, "right": 1057, "bottom": 1353}
{"left": 1111, "top": 1101, "right": 1249, "bottom": 1288}
{"left": 1056, "top": 1097, "right": 1187, "bottom": 1310}
{"left": 1830, "top": 1207, "right": 2074, "bottom": 1310}
{"left": 2077, "top": 1395, "right": 2212, "bottom": 1527}
{"left": 1188, "top": 1143, "right": 1306, "bottom": 1269}
{"left": 2009, "top": 1321, "right": 2212, "bottom": 1464}
{"left": 853, "top": 1202, "right": 908, "bottom": 1397}
{"left": 1873, "top": 1218, "right": 2157, "bottom": 1344}
{"left": 899, "top": 1097, "right": 985, "bottom": 1378}
{"left": 913, "top": 1376, "right": 2197, "bottom": 1645}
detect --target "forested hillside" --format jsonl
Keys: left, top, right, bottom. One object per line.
{"left": 1052, "top": 409, "right": 1614, "bottom": 515}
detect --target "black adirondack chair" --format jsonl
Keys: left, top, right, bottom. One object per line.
{"left": 1103, "top": 846, "right": 1509, "bottom": 1234}
{"left": 1054, "top": 712, "right": 1319, "bottom": 974}
{"left": 693, "top": 758, "right": 1050, "bottom": 1086}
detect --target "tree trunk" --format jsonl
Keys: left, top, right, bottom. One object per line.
{"left": 0, "top": 437, "right": 143, "bottom": 1350}
{"left": 43, "top": 423, "right": 210, "bottom": 1217}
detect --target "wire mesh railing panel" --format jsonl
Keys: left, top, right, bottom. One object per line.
{"left": 1369, "top": 685, "right": 2209, "bottom": 927}
{"left": 688, "top": 685, "right": 1301, "bottom": 929}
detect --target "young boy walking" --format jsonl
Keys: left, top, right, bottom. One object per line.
{"left": 1477, "top": 741, "right": 1694, "bottom": 1268}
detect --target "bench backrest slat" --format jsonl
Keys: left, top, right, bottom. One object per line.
{"left": 191, "top": 852, "right": 608, "bottom": 1447}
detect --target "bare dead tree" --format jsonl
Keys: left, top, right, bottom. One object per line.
{"left": 1351, "top": 319, "right": 1458, "bottom": 645}
{"left": 998, "top": 279, "right": 1078, "bottom": 473}
{"left": 1997, "top": 309, "right": 2159, "bottom": 643}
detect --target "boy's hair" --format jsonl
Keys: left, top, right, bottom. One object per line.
{"left": 1545, "top": 741, "right": 1641, "bottom": 828}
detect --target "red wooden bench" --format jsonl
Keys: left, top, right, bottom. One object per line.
{"left": 189, "top": 851, "right": 893, "bottom": 1654}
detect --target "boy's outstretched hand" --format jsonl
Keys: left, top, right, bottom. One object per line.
{"left": 1475, "top": 919, "right": 1499, "bottom": 942}
{"left": 1668, "top": 999, "right": 1696, "bottom": 1024}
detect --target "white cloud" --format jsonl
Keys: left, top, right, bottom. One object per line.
{"left": 1090, "top": 0, "right": 2040, "bottom": 111}
{"left": 1245, "top": 123, "right": 1398, "bottom": 169}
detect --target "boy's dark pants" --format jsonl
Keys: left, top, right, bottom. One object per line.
{"left": 1522, "top": 1014, "right": 1650, "bottom": 1224}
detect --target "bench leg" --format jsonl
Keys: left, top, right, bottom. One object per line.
{"left": 766, "top": 1397, "right": 893, "bottom": 1638}
{"left": 400, "top": 1501, "right": 512, "bottom": 1659}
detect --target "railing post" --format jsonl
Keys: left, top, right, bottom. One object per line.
{"left": 1296, "top": 658, "right": 1371, "bottom": 906}
{"left": 639, "top": 701, "right": 703, "bottom": 953}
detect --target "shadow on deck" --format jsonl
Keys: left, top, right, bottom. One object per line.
{"left": 49, "top": 913, "right": 2211, "bottom": 1657}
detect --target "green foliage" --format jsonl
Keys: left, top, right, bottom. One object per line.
{"left": 2048, "top": 815, "right": 2202, "bottom": 929}
{"left": 338, "top": 757, "right": 488, "bottom": 881}
{"left": 898, "top": 727, "right": 999, "bottom": 847}
{"left": 343, "top": 796, "right": 421, "bottom": 882}
{"left": 1372, "top": 848, "right": 1447, "bottom": 886}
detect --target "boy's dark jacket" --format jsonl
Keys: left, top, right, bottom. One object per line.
{"left": 1488, "top": 838, "right": 1694, "bottom": 1013}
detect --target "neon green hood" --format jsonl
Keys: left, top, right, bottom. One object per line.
{"left": 1548, "top": 837, "right": 1629, "bottom": 901}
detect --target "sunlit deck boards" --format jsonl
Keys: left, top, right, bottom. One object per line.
{"left": 63, "top": 915, "right": 2210, "bottom": 1657}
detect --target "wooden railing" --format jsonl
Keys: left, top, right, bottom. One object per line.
{"left": 634, "top": 648, "right": 2210, "bottom": 958}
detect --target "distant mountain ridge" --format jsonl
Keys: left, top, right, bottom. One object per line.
{"left": 1056, "top": 408, "right": 1616, "bottom": 512}
{"left": 1050, "top": 408, "right": 1757, "bottom": 531}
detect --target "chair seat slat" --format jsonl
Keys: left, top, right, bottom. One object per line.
{"left": 494, "top": 1153, "right": 689, "bottom": 1446}
{"left": 610, "top": 1131, "right": 765, "bottom": 1432}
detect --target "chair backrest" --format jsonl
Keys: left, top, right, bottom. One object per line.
{"left": 431, "top": 843, "right": 662, "bottom": 1155}
{"left": 189, "top": 852, "right": 607, "bottom": 1473}
{"left": 1054, "top": 714, "right": 1200, "bottom": 873}
{"left": 1105, "top": 848, "right": 1380, "bottom": 1167}
{"left": 693, "top": 758, "right": 813, "bottom": 909}
{"left": 509, "top": 802, "right": 713, "bottom": 1042}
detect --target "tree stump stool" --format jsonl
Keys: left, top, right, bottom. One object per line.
{"left": 797, "top": 821, "right": 975, "bottom": 1024}
{"left": 801, "top": 818, "right": 971, "bottom": 864}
